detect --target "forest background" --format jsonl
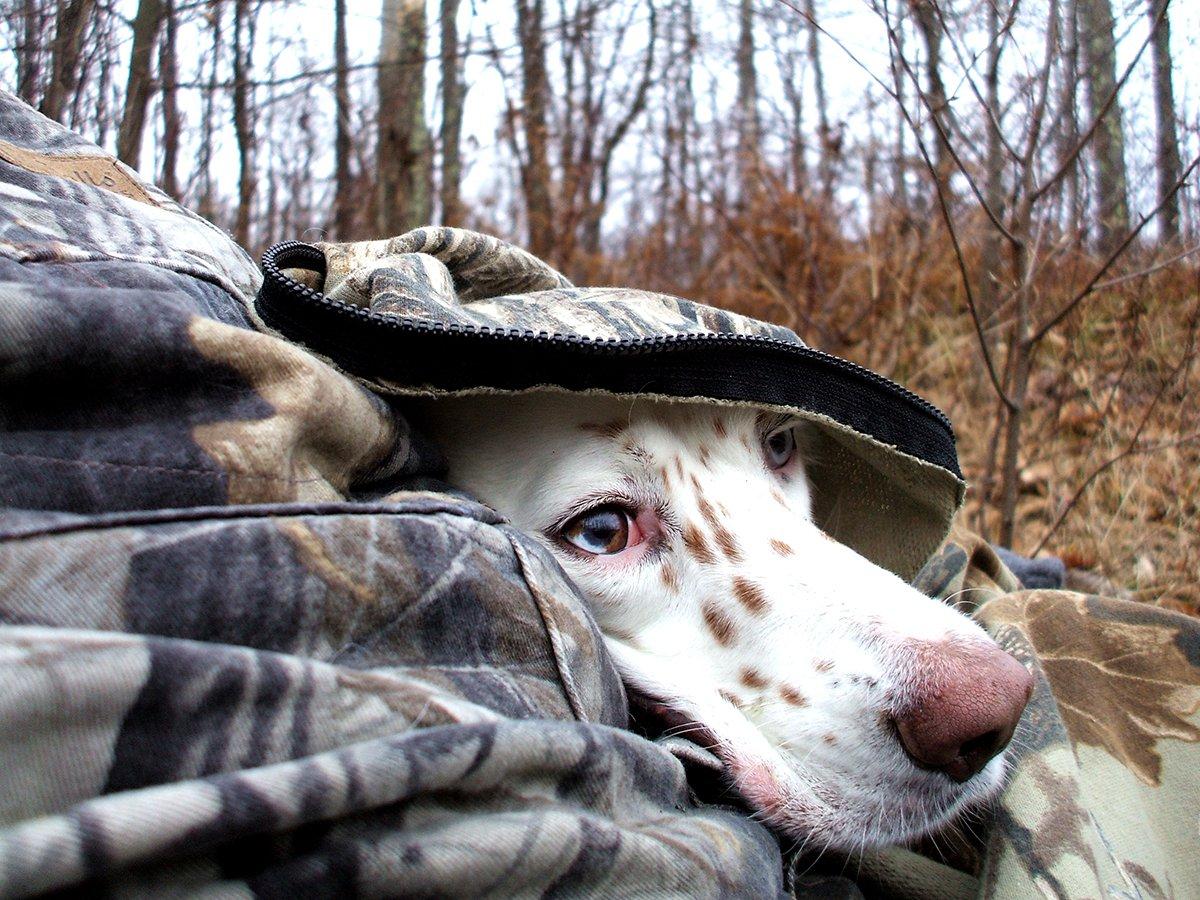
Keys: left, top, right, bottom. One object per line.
{"left": 3, "top": 0, "right": 1198, "bottom": 612}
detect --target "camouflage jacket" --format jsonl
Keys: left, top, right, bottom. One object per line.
{"left": 1, "top": 90, "right": 1197, "bottom": 898}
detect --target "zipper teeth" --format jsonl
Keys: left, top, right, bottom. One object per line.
{"left": 260, "top": 241, "right": 952, "bottom": 430}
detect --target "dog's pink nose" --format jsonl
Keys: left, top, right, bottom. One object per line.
{"left": 894, "top": 641, "right": 1033, "bottom": 782}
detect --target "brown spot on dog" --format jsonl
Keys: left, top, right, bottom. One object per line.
{"left": 660, "top": 561, "right": 680, "bottom": 592}
{"left": 690, "top": 472, "right": 704, "bottom": 493}
{"left": 698, "top": 444, "right": 711, "bottom": 469}
{"left": 713, "top": 417, "right": 728, "bottom": 438}
{"left": 732, "top": 577, "right": 768, "bottom": 614}
{"left": 770, "top": 488, "right": 789, "bottom": 508}
{"left": 683, "top": 523, "right": 716, "bottom": 565}
{"left": 702, "top": 601, "right": 736, "bottom": 646}
{"left": 719, "top": 689, "right": 744, "bottom": 708}
{"left": 823, "top": 733, "right": 837, "bottom": 746}
{"left": 770, "top": 539, "right": 794, "bottom": 556}
{"left": 739, "top": 667, "right": 768, "bottom": 689}
{"left": 673, "top": 456, "right": 686, "bottom": 481}
{"left": 713, "top": 525, "right": 742, "bottom": 563}
{"left": 579, "top": 420, "right": 625, "bottom": 440}
{"left": 658, "top": 464, "right": 671, "bottom": 485}
{"left": 740, "top": 433, "right": 755, "bottom": 453}
{"left": 693, "top": 496, "right": 743, "bottom": 562}
{"left": 779, "top": 685, "right": 808, "bottom": 707}
{"left": 815, "top": 659, "right": 834, "bottom": 673}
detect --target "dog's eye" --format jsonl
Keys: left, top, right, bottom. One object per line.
{"left": 561, "top": 505, "right": 641, "bottom": 555}
{"left": 765, "top": 427, "right": 796, "bottom": 469}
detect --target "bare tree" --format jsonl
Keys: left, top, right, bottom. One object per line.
{"left": 116, "top": 0, "right": 165, "bottom": 169}
{"left": 734, "top": 0, "right": 760, "bottom": 198}
{"left": 333, "top": 0, "right": 353, "bottom": 237}
{"left": 1148, "top": 0, "right": 1182, "bottom": 243}
{"left": 40, "top": 0, "right": 94, "bottom": 123}
{"left": 1077, "top": 0, "right": 1130, "bottom": 251}
{"left": 197, "top": 2, "right": 223, "bottom": 224}
{"left": 978, "top": 0, "right": 1006, "bottom": 323}
{"left": 231, "top": 0, "right": 258, "bottom": 247}
{"left": 906, "top": 0, "right": 952, "bottom": 206}
{"left": 805, "top": 0, "right": 834, "bottom": 202}
{"left": 14, "top": 0, "right": 51, "bottom": 106}
{"left": 158, "top": 0, "right": 180, "bottom": 198}
{"left": 377, "top": 0, "right": 431, "bottom": 235}
{"left": 439, "top": 0, "right": 465, "bottom": 225}
{"left": 516, "top": 0, "right": 555, "bottom": 256}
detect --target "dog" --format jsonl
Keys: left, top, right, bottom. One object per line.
{"left": 416, "top": 390, "right": 1033, "bottom": 854}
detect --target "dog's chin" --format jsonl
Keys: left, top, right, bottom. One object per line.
{"left": 727, "top": 750, "right": 1007, "bottom": 854}
{"left": 632, "top": 690, "right": 1006, "bottom": 854}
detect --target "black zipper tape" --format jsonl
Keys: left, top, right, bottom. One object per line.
{"left": 256, "top": 241, "right": 962, "bottom": 479}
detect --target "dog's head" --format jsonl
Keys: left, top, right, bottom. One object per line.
{"left": 416, "top": 391, "right": 1031, "bottom": 852}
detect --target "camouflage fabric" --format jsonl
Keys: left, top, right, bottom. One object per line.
{"left": 266, "top": 229, "right": 966, "bottom": 584}
{"left": 297, "top": 230, "right": 799, "bottom": 343}
{"left": 851, "top": 527, "right": 1200, "bottom": 900}
{"left": 2, "top": 88, "right": 1198, "bottom": 899}
{"left": 0, "top": 91, "right": 784, "bottom": 898}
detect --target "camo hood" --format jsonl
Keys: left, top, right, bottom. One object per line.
{"left": 257, "top": 232, "right": 966, "bottom": 581}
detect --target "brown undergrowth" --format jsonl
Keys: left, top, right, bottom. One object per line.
{"left": 564, "top": 193, "right": 1200, "bottom": 615}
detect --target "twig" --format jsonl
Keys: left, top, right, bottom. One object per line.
{"left": 1030, "top": 433, "right": 1200, "bottom": 556}
{"left": 1092, "top": 244, "right": 1200, "bottom": 292}
{"left": 1031, "top": 152, "right": 1200, "bottom": 343}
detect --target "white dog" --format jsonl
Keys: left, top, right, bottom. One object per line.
{"left": 417, "top": 391, "right": 1032, "bottom": 854}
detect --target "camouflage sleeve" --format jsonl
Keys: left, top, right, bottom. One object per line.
{"left": 0, "top": 89, "right": 786, "bottom": 898}
{"left": 847, "top": 525, "right": 1200, "bottom": 899}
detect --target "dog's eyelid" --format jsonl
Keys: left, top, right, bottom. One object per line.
{"left": 549, "top": 490, "right": 640, "bottom": 534}
{"left": 757, "top": 412, "right": 799, "bottom": 439}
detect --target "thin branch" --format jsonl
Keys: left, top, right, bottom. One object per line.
{"left": 1031, "top": 151, "right": 1200, "bottom": 342}
{"left": 1029, "top": 0, "right": 1165, "bottom": 203}
{"left": 1091, "top": 244, "right": 1200, "bottom": 292}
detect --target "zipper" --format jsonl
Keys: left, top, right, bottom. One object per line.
{"left": 256, "top": 241, "right": 961, "bottom": 478}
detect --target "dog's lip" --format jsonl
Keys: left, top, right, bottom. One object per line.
{"left": 627, "top": 689, "right": 725, "bottom": 753}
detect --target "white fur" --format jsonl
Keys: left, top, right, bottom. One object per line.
{"left": 416, "top": 391, "right": 1009, "bottom": 853}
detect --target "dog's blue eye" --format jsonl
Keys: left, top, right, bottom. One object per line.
{"left": 765, "top": 428, "right": 796, "bottom": 469}
{"left": 561, "top": 506, "right": 632, "bottom": 555}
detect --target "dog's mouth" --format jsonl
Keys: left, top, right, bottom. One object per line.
{"left": 624, "top": 684, "right": 1008, "bottom": 854}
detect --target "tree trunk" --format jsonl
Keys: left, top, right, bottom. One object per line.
{"left": 116, "top": 0, "right": 164, "bottom": 169}
{"left": 805, "top": 0, "right": 833, "bottom": 203}
{"left": 232, "top": 0, "right": 257, "bottom": 249}
{"left": 334, "top": 0, "right": 353, "bottom": 237}
{"left": 15, "top": 0, "right": 48, "bottom": 106}
{"left": 891, "top": 9, "right": 908, "bottom": 211}
{"left": 1148, "top": 0, "right": 1181, "bottom": 244}
{"left": 40, "top": 0, "right": 95, "bottom": 123}
{"left": 159, "top": 0, "right": 180, "bottom": 198}
{"left": 734, "top": 0, "right": 759, "bottom": 200}
{"left": 516, "top": 0, "right": 554, "bottom": 256}
{"left": 908, "top": 0, "right": 952, "bottom": 206}
{"left": 198, "top": 4, "right": 222, "bottom": 223}
{"left": 1059, "top": 0, "right": 1083, "bottom": 238}
{"left": 377, "top": 0, "right": 431, "bottom": 236}
{"left": 979, "top": 0, "right": 1005, "bottom": 323}
{"left": 439, "top": 0, "right": 465, "bottom": 226}
{"left": 1077, "top": 0, "right": 1129, "bottom": 253}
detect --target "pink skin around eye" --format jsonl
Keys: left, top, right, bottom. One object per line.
{"left": 592, "top": 507, "right": 658, "bottom": 569}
